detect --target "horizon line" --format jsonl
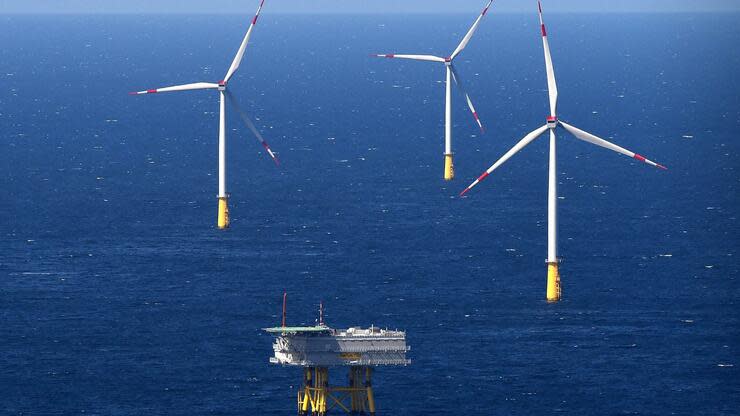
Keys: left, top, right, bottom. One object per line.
{"left": 1, "top": 10, "right": 736, "bottom": 15}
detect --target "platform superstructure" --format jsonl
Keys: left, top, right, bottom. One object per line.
{"left": 264, "top": 297, "right": 409, "bottom": 415}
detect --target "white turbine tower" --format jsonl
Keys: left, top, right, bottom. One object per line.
{"left": 460, "top": 1, "right": 667, "bottom": 302}
{"left": 373, "top": 0, "right": 493, "bottom": 181}
{"left": 130, "top": 0, "right": 278, "bottom": 230}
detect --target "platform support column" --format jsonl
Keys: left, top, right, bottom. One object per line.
{"left": 297, "top": 366, "right": 380, "bottom": 415}
{"left": 349, "top": 367, "right": 359, "bottom": 414}
{"left": 322, "top": 367, "right": 329, "bottom": 415}
{"left": 312, "top": 367, "right": 321, "bottom": 416}
{"left": 298, "top": 367, "right": 312, "bottom": 415}
{"left": 312, "top": 367, "right": 328, "bottom": 416}
{"left": 365, "top": 367, "right": 376, "bottom": 415}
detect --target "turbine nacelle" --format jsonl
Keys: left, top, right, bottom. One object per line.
{"left": 546, "top": 116, "right": 558, "bottom": 129}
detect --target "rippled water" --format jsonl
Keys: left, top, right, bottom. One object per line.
{"left": 1, "top": 12, "right": 738, "bottom": 415}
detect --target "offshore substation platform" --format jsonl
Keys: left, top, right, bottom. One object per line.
{"left": 264, "top": 296, "right": 409, "bottom": 415}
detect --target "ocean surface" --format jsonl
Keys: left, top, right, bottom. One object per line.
{"left": 1, "top": 11, "right": 738, "bottom": 415}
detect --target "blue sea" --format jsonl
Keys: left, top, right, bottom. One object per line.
{"left": 1, "top": 11, "right": 738, "bottom": 415}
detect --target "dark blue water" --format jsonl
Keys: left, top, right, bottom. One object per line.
{"left": 1, "top": 12, "right": 738, "bottom": 415}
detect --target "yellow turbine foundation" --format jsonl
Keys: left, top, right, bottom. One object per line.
{"left": 546, "top": 262, "right": 561, "bottom": 302}
{"left": 297, "top": 366, "right": 377, "bottom": 415}
{"left": 217, "top": 196, "right": 230, "bottom": 230}
{"left": 444, "top": 153, "right": 454, "bottom": 181}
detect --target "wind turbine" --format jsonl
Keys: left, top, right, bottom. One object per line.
{"left": 460, "top": 1, "right": 667, "bottom": 302}
{"left": 130, "top": 0, "right": 278, "bottom": 230}
{"left": 373, "top": 0, "right": 493, "bottom": 181}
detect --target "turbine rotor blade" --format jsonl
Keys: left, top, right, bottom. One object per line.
{"left": 223, "top": 0, "right": 266, "bottom": 84}
{"left": 559, "top": 121, "right": 667, "bottom": 170}
{"left": 129, "top": 82, "right": 219, "bottom": 95}
{"left": 371, "top": 54, "right": 446, "bottom": 63}
{"left": 460, "top": 124, "right": 549, "bottom": 196}
{"left": 450, "top": 0, "right": 494, "bottom": 60}
{"left": 449, "top": 65, "right": 485, "bottom": 133}
{"left": 538, "top": 1, "right": 558, "bottom": 117}
{"left": 225, "top": 91, "right": 280, "bottom": 166}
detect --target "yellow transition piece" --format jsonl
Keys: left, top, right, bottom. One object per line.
{"left": 547, "top": 262, "right": 561, "bottom": 302}
{"left": 217, "top": 197, "right": 230, "bottom": 230}
{"left": 444, "top": 154, "right": 454, "bottom": 181}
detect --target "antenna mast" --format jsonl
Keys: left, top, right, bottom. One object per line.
{"left": 282, "top": 292, "right": 287, "bottom": 328}
{"left": 319, "top": 301, "right": 324, "bottom": 326}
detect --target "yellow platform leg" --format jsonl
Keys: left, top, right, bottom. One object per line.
{"left": 444, "top": 154, "right": 454, "bottom": 181}
{"left": 365, "top": 367, "right": 376, "bottom": 415}
{"left": 295, "top": 366, "right": 384, "bottom": 415}
{"left": 349, "top": 367, "right": 359, "bottom": 414}
{"left": 547, "top": 262, "right": 561, "bottom": 302}
{"left": 357, "top": 366, "right": 367, "bottom": 414}
{"left": 320, "top": 367, "right": 328, "bottom": 415}
{"left": 312, "top": 367, "right": 320, "bottom": 415}
{"left": 217, "top": 196, "right": 230, "bottom": 230}
{"left": 299, "top": 368, "right": 311, "bottom": 415}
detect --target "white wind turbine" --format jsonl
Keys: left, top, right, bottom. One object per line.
{"left": 460, "top": 1, "right": 667, "bottom": 302}
{"left": 373, "top": 0, "right": 494, "bottom": 181}
{"left": 130, "top": 0, "right": 278, "bottom": 230}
